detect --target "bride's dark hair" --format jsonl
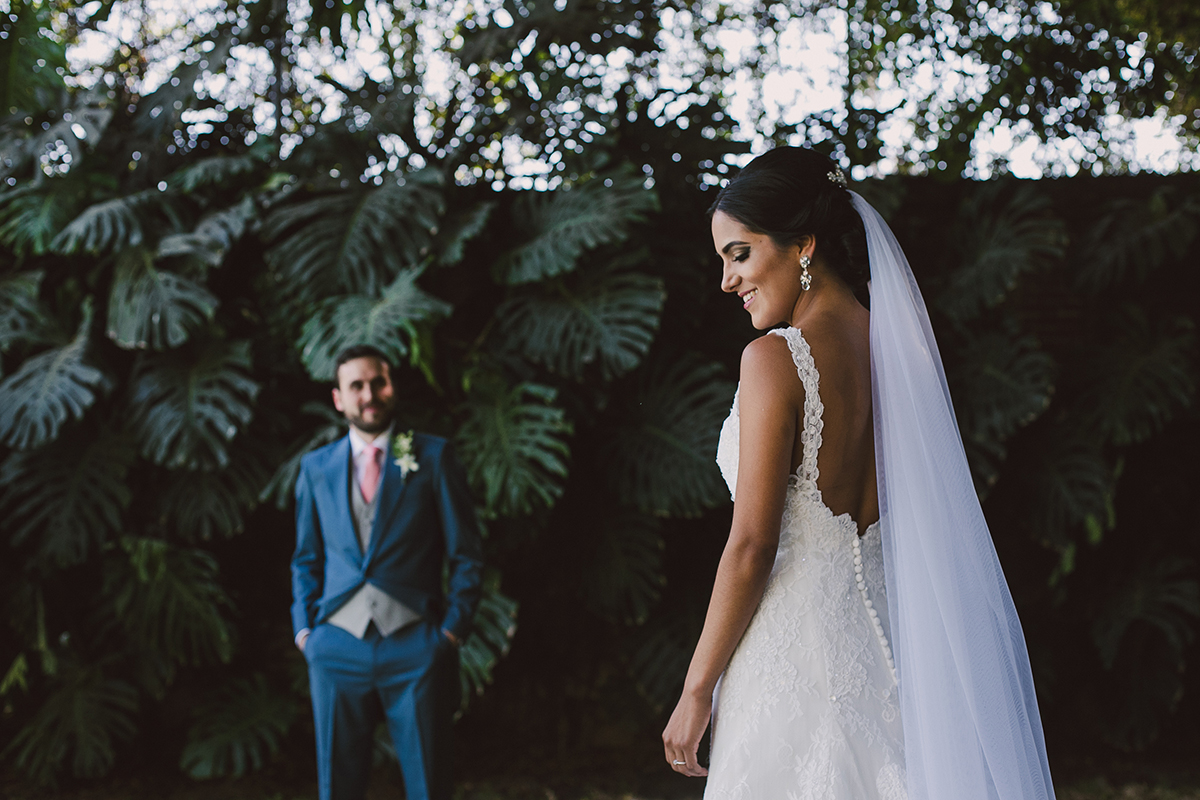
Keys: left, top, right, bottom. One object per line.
{"left": 710, "top": 147, "right": 869, "bottom": 296}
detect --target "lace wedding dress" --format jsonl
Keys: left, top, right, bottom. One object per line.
{"left": 707, "top": 326, "right": 907, "bottom": 800}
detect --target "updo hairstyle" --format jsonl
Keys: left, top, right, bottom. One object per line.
{"left": 710, "top": 147, "right": 869, "bottom": 296}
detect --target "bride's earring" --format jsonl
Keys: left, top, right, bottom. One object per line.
{"left": 800, "top": 255, "right": 813, "bottom": 291}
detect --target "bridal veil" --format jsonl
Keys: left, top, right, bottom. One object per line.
{"left": 855, "top": 192, "right": 1056, "bottom": 800}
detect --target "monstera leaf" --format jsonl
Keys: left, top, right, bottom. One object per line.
{"left": 603, "top": 355, "right": 733, "bottom": 517}
{"left": 457, "top": 572, "right": 519, "bottom": 708}
{"left": 434, "top": 200, "right": 494, "bottom": 266}
{"left": 948, "top": 326, "right": 1056, "bottom": 490}
{"left": 127, "top": 340, "right": 260, "bottom": 470}
{"left": 3, "top": 662, "right": 138, "bottom": 786}
{"left": 157, "top": 196, "right": 256, "bottom": 269}
{"left": 627, "top": 597, "right": 706, "bottom": 711}
{"left": 0, "top": 271, "right": 56, "bottom": 356}
{"left": 180, "top": 674, "right": 297, "bottom": 779}
{"left": 937, "top": 184, "right": 1066, "bottom": 323}
{"left": 101, "top": 537, "right": 234, "bottom": 669}
{"left": 1080, "top": 309, "right": 1196, "bottom": 447}
{"left": 105, "top": 248, "right": 218, "bottom": 350}
{"left": 493, "top": 170, "right": 659, "bottom": 285}
{"left": 1026, "top": 434, "right": 1113, "bottom": 545}
{"left": 455, "top": 379, "right": 573, "bottom": 518}
{"left": 0, "top": 305, "right": 107, "bottom": 450}
{"left": 166, "top": 153, "right": 267, "bottom": 194}
{"left": 51, "top": 189, "right": 171, "bottom": 256}
{"left": 297, "top": 267, "right": 452, "bottom": 381}
{"left": 1092, "top": 556, "right": 1200, "bottom": 671}
{"left": 0, "top": 428, "right": 134, "bottom": 568}
{"left": 262, "top": 170, "right": 443, "bottom": 303}
{"left": 1075, "top": 187, "right": 1200, "bottom": 294}
{"left": 0, "top": 182, "right": 83, "bottom": 258}
{"left": 158, "top": 445, "right": 268, "bottom": 540}
{"left": 579, "top": 510, "right": 665, "bottom": 624}
{"left": 496, "top": 255, "right": 665, "bottom": 381}
{"left": 260, "top": 402, "right": 347, "bottom": 510}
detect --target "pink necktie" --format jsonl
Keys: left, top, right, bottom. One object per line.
{"left": 361, "top": 445, "right": 381, "bottom": 503}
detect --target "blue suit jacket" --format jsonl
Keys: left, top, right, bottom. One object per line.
{"left": 290, "top": 432, "right": 484, "bottom": 642}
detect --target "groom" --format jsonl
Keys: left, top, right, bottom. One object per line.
{"left": 291, "top": 345, "right": 483, "bottom": 800}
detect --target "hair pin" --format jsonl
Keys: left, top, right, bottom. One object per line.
{"left": 827, "top": 168, "right": 848, "bottom": 188}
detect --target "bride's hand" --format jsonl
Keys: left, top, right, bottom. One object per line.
{"left": 662, "top": 689, "right": 711, "bottom": 777}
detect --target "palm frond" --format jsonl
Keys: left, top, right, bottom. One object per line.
{"left": 297, "top": 266, "right": 452, "bottom": 381}
{"left": 105, "top": 247, "right": 218, "bottom": 350}
{"left": 3, "top": 662, "right": 138, "bottom": 786}
{"left": 496, "top": 254, "right": 665, "bottom": 381}
{"left": 127, "top": 340, "right": 260, "bottom": 470}
{"left": 51, "top": 189, "right": 168, "bottom": 256}
{"left": 938, "top": 183, "right": 1066, "bottom": 323}
{"left": 101, "top": 537, "right": 234, "bottom": 669}
{"left": 157, "top": 195, "right": 256, "bottom": 270}
{"left": 165, "top": 154, "right": 267, "bottom": 194}
{"left": 602, "top": 355, "right": 733, "bottom": 517}
{"left": 0, "top": 304, "right": 107, "bottom": 450}
{"left": 579, "top": 510, "right": 665, "bottom": 624}
{"left": 179, "top": 674, "right": 297, "bottom": 779}
{"left": 1027, "top": 434, "right": 1113, "bottom": 545}
{"left": 457, "top": 571, "right": 519, "bottom": 708}
{"left": 260, "top": 402, "right": 347, "bottom": 510}
{"left": 455, "top": 378, "right": 573, "bottom": 518}
{"left": 627, "top": 602, "right": 704, "bottom": 712}
{"left": 493, "top": 170, "right": 659, "bottom": 285}
{"left": 0, "top": 427, "right": 133, "bottom": 568}
{"left": 1074, "top": 187, "right": 1200, "bottom": 294}
{"left": 948, "top": 326, "right": 1056, "bottom": 490}
{"left": 262, "top": 170, "right": 444, "bottom": 303}
{"left": 1081, "top": 309, "right": 1196, "bottom": 446}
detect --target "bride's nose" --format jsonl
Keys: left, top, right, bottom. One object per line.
{"left": 720, "top": 264, "right": 739, "bottom": 294}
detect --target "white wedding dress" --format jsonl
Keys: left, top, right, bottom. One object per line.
{"left": 706, "top": 326, "right": 908, "bottom": 800}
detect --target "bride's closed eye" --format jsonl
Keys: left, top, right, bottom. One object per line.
{"left": 732, "top": 249, "right": 749, "bottom": 263}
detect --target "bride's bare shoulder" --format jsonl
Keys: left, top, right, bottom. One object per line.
{"left": 737, "top": 331, "right": 805, "bottom": 399}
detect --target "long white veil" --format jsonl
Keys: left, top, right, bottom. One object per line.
{"left": 855, "top": 192, "right": 1056, "bottom": 800}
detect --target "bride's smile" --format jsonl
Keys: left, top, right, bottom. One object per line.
{"left": 712, "top": 209, "right": 813, "bottom": 330}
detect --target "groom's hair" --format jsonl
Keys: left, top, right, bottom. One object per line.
{"left": 333, "top": 345, "right": 394, "bottom": 387}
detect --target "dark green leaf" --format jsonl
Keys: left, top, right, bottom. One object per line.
{"left": 0, "top": 305, "right": 106, "bottom": 450}
{"left": 158, "top": 446, "right": 268, "bottom": 540}
{"left": 180, "top": 674, "right": 296, "bottom": 779}
{"left": 1092, "top": 556, "right": 1200, "bottom": 670}
{"left": 51, "top": 189, "right": 166, "bottom": 256}
{"left": 496, "top": 255, "right": 665, "bottom": 381}
{"left": 457, "top": 572, "right": 518, "bottom": 708}
{"left": 260, "top": 402, "right": 346, "bottom": 510}
{"left": 435, "top": 200, "right": 494, "bottom": 266}
{"left": 297, "top": 266, "right": 452, "bottom": 381}
{"left": 157, "top": 196, "right": 256, "bottom": 269}
{"left": 105, "top": 247, "right": 218, "bottom": 350}
{"left": 0, "top": 182, "right": 83, "bottom": 259}
{"left": 0, "top": 271, "right": 55, "bottom": 355}
{"left": 128, "top": 340, "right": 260, "bottom": 469}
{"left": 579, "top": 511, "right": 665, "bottom": 624}
{"left": 1075, "top": 188, "right": 1200, "bottom": 294}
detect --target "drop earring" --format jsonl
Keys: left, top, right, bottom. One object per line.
{"left": 800, "top": 255, "right": 813, "bottom": 291}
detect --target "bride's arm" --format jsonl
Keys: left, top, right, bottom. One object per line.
{"left": 663, "top": 333, "right": 800, "bottom": 776}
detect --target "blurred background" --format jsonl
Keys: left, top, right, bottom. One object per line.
{"left": 1, "top": 0, "right": 1198, "bottom": 797}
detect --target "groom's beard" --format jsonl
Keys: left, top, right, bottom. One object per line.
{"left": 347, "top": 403, "right": 394, "bottom": 435}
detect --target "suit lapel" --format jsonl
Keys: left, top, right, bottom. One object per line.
{"left": 364, "top": 438, "right": 410, "bottom": 564}
{"left": 325, "top": 436, "right": 357, "bottom": 555}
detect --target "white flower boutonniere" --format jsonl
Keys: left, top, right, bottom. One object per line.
{"left": 391, "top": 430, "right": 420, "bottom": 479}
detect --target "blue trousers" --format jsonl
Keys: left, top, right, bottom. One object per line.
{"left": 305, "top": 620, "right": 458, "bottom": 800}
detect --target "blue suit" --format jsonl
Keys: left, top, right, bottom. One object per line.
{"left": 291, "top": 432, "right": 483, "bottom": 800}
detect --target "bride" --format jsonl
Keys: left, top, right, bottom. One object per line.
{"left": 662, "top": 147, "right": 1056, "bottom": 800}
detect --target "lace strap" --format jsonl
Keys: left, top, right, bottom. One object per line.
{"left": 768, "top": 327, "right": 823, "bottom": 485}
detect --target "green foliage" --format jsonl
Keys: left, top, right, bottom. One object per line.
{"left": 2, "top": 662, "right": 138, "bottom": 786}
{"left": 157, "top": 196, "right": 257, "bottom": 270}
{"left": 127, "top": 340, "right": 260, "bottom": 469}
{"left": 1026, "top": 435, "right": 1114, "bottom": 546}
{"left": 496, "top": 255, "right": 666, "bottom": 381}
{"left": 179, "top": 674, "right": 297, "bottom": 779}
{"left": 51, "top": 189, "right": 168, "bottom": 256}
{"left": 298, "top": 267, "right": 453, "bottom": 381}
{"left": 262, "top": 171, "right": 443, "bottom": 303}
{"left": 260, "top": 403, "right": 347, "bottom": 510}
{"left": 457, "top": 574, "right": 519, "bottom": 706}
{"left": 101, "top": 538, "right": 234, "bottom": 670}
{"left": 0, "top": 305, "right": 107, "bottom": 450}
{"left": 158, "top": 446, "right": 267, "bottom": 540}
{"left": 0, "top": 270, "right": 54, "bottom": 356}
{"left": 1075, "top": 188, "right": 1200, "bottom": 294}
{"left": 0, "top": 183, "right": 83, "bottom": 258}
{"left": 1092, "top": 557, "right": 1200, "bottom": 671}
{"left": 105, "top": 248, "right": 218, "bottom": 350}
{"left": 603, "top": 356, "right": 733, "bottom": 517}
{"left": 579, "top": 511, "right": 664, "bottom": 625}
{"left": 1081, "top": 310, "right": 1196, "bottom": 446}
{"left": 493, "top": 172, "right": 659, "bottom": 285}
{"left": 455, "top": 379, "right": 573, "bottom": 518}
{"left": 937, "top": 184, "right": 1066, "bottom": 323}
{"left": 0, "top": 428, "right": 134, "bottom": 568}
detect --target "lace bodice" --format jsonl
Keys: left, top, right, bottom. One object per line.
{"left": 705, "top": 327, "right": 905, "bottom": 800}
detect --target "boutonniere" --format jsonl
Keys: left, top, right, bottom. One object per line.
{"left": 391, "top": 430, "right": 420, "bottom": 478}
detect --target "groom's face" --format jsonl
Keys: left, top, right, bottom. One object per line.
{"left": 333, "top": 356, "right": 396, "bottom": 435}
